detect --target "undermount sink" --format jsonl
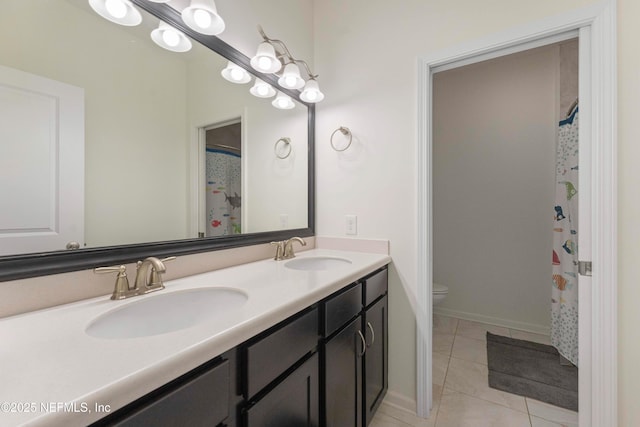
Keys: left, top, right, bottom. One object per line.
{"left": 86, "top": 287, "right": 248, "bottom": 339}
{"left": 284, "top": 256, "right": 352, "bottom": 271}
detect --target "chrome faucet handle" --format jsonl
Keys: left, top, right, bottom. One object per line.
{"left": 271, "top": 241, "right": 285, "bottom": 261}
{"left": 94, "top": 265, "right": 133, "bottom": 300}
{"left": 283, "top": 237, "right": 307, "bottom": 259}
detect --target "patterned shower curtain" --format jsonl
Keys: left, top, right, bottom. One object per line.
{"left": 205, "top": 149, "right": 241, "bottom": 237}
{"left": 551, "top": 105, "right": 579, "bottom": 366}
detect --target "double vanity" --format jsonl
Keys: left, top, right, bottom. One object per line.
{"left": 0, "top": 249, "right": 390, "bottom": 426}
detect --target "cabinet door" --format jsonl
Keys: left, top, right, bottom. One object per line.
{"left": 364, "top": 296, "right": 387, "bottom": 426}
{"left": 324, "top": 316, "right": 363, "bottom": 427}
{"left": 245, "top": 353, "right": 319, "bottom": 427}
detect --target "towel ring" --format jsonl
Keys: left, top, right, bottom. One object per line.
{"left": 330, "top": 126, "right": 352, "bottom": 152}
{"left": 274, "top": 137, "right": 292, "bottom": 159}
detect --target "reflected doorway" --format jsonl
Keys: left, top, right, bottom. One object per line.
{"left": 200, "top": 119, "right": 242, "bottom": 237}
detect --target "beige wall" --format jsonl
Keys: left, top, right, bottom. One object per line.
{"left": 314, "top": 0, "right": 640, "bottom": 423}
{"left": 432, "top": 45, "right": 560, "bottom": 334}
{"left": 617, "top": 0, "right": 639, "bottom": 424}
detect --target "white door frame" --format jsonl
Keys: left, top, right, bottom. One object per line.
{"left": 416, "top": 1, "right": 617, "bottom": 425}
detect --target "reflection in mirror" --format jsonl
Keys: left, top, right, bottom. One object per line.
{"left": 0, "top": 0, "right": 308, "bottom": 258}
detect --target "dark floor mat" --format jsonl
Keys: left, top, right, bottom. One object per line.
{"left": 486, "top": 332, "right": 578, "bottom": 411}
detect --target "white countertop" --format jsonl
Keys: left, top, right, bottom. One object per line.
{"left": 0, "top": 249, "right": 390, "bottom": 427}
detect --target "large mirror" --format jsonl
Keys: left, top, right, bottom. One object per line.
{"left": 0, "top": 0, "right": 314, "bottom": 281}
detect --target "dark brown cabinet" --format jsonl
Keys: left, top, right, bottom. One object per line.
{"left": 91, "top": 357, "right": 231, "bottom": 427}
{"left": 323, "top": 295, "right": 364, "bottom": 427}
{"left": 242, "top": 307, "right": 320, "bottom": 427}
{"left": 244, "top": 353, "right": 319, "bottom": 427}
{"left": 92, "top": 266, "right": 388, "bottom": 427}
{"left": 364, "top": 295, "right": 388, "bottom": 425}
{"left": 322, "top": 267, "right": 388, "bottom": 427}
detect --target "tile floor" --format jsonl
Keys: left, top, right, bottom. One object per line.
{"left": 370, "top": 315, "right": 579, "bottom": 427}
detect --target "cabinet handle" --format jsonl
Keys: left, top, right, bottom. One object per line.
{"left": 357, "top": 330, "right": 367, "bottom": 357}
{"left": 366, "top": 321, "right": 375, "bottom": 347}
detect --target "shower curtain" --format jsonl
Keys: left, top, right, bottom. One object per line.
{"left": 205, "top": 149, "right": 241, "bottom": 237}
{"left": 551, "top": 105, "right": 579, "bottom": 366}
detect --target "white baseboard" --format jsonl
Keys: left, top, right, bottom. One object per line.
{"left": 433, "top": 306, "right": 550, "bottom": 336}
{"left": 382, "top": 390, "right": 416, "bottom": 413}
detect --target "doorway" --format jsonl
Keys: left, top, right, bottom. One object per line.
{"left": 416, "top": 4, "right": 617, "bottom": 426}
{"left": 198, "top": 119, "right": 242, "bottom": 238}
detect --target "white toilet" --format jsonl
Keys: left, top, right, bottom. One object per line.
{"left": 433, "top": 283, "right": 449, "bottom": 306}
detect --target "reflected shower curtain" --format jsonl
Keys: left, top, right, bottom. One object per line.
{"left": 205, "top": 149, "right": 241, "bottom": 237}
{"left": 551, "top": 105, "right": 579, "bottom": 366}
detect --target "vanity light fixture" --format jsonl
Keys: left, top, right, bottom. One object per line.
{"left": 300, "top": 78, "right": 325, "bottom": 103}
{"left": 182, "top": 0, "right": 225, "bottom": 36}
{"left": 250, "top": 26, "right": 324, "bottom": 102}
{"left": 272, "top": 92, "right": 295, "bottom": 110}
{"left": 88, "top": 0, "right": 142, "bottom": 26}
{"left": 278, "top": 63, "right": 305, "bottom": 90}
{"left": 250, "top": 79, "right": 277, "bottom": 98}
{"left": 250, "top": 42, "right": 282, "bottom": 74}
{"left": 221, "top": 61, "right": 251, "bottom": 84}
{"left": 151, "top": 21, "right": 192, "bottom": 52}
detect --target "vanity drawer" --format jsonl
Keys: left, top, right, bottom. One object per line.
{"left": 323, "top": 283, "right": 362, "bottom": 337}
{"left": 105, "top": 358, "right": 229, "bottom": 427}
{"left": 244, "top": 307, "right": 318, "bottom": 399}
{"left": 363, "top": 268, "right": 388, "bottom": 307}
{"left": 244, "top": 353, "right": 319, "bottom": 427}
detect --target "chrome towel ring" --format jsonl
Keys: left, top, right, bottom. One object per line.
{"left": 274, "top": 137, "right": 292, "bottom": 159}
{"left": 330, "top": 126, "right": 352, "bottom": 151}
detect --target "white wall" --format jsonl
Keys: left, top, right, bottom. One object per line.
{"left": 432, "top": 45, "right": 560, "bottom": 334}
{"left": 0, "top": 0, "right": 314, "bottom": 247}
{"left": 0, "top": 0, "right": 189, "bottom": 247}
{"left": 313, "top": 0, "right": 606, "bottom": 411}
{"left": 186, "top": 51, "right": 308, "bottom": 233}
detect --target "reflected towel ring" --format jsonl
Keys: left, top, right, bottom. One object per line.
{"left": 274, "top": 137, "right": 292, "bottom": 159}
{"left": 330, "top": 126, "right": 352, "bottom": 151}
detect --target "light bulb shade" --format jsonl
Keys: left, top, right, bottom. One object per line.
{"left": 182, "top": 0, "right": 225, "bottom": 36}
{"left": 277, "top": 63, "right": 305, "bottom": 90}
{"left": 300, "top": 79, "right": 325, "bottom": 103}
{"left": 221, "top": 61, "right": 251, "bottom": 84}
{"left": 250, "top": 42, "right": 282, "bottom": 73}
{"left": 88, "top": 0, "right": 142, "bottom": 26}
{"left": 249, "top": 79, "right": 276, "bottom": 98}
{"left": 151, "top": 21, "right": 192, "bottom": 52}
{"left": 272, "top": 92, "right": 295, "bottom": 110}
{"left": 147, "top": 0, "right": 170, "bottom": 2}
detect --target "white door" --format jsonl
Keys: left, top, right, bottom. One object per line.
{"left": 0, "top": 65, "right": 84, "bottom": 255}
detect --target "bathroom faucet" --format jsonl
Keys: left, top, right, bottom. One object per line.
{"left": 134, "top": 256, "right": 173, "bottom": 293}
{"left": 94, "top": 256, "right": 176, "bottom": 300}
{"left": 283, "top": 237, "right": 306, "bottom": 259}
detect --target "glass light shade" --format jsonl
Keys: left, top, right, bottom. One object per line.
{"left": 221, "top": 61, "right": 251, "bottom": 84}
{"left": 277, "top": 63, "right": 305, "bottom": 90}
{"left": 151, "top": 22, "right": 192, "bottom": 53}
{"left": 249, "top": 79, "right": 276, "bottom": 98}
{"left": 272, "top": 92, "right": 295, "bottom": 110}
{"left": 300, "top": 79, "right": 325, "bottom": 103}
{"left": 147, "top": 0, "right": 171, "bottom": 2}
{"left": 88, "top": 0, "right": 142, "bottom": 26}
{"left": 250, "top": 42, "right": 282, "bottom": 73}
{"left": 182, "top": 0, "right": 225, "bottom": 36}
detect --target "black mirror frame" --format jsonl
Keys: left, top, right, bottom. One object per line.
{"left": 0, "top": 1, "right": 315, "bottom": 282}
